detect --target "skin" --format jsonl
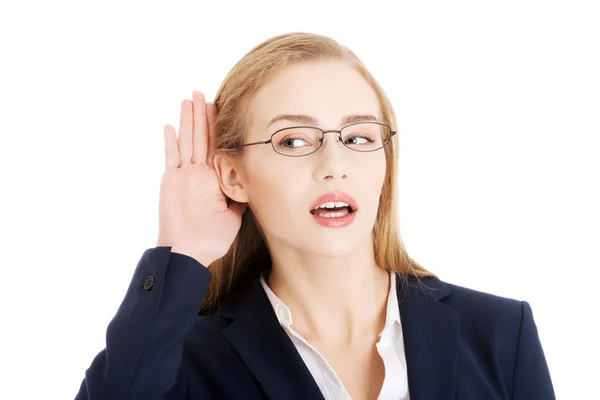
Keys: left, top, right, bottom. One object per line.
{"left": 214, "top": 59, "right": 391, "bottom": 399}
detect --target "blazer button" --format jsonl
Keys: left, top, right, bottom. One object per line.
{"left": 143, "top": 275, "right": 155, "bottom": 290}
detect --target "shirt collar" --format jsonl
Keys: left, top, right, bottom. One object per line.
{"left": 259, "top": 272, "right": 293, "bottom": 326}
{"left": 382, "top": 271, "right": 402, "bottom": 335}
{"left": 259, "top": 270, "right": 401, "bottom": 333}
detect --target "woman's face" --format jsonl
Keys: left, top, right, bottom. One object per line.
{"left": 233, "top": 60, "right": 387, "bottom": 257}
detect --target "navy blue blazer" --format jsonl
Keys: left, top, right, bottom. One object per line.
{"left": 75, "top": 246, "right": 555, "bottom": 399}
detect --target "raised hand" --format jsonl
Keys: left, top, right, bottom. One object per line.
{"left": 156, "top": 91, "right": 247, "bottom": 266}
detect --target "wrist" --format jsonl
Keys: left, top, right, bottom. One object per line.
{"left": 170, "top": 247, "right": 212, "bottom": 267}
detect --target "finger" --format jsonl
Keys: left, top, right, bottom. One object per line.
{"left": 163, "top": 124, "right": 179, "bottom": 169}
{"left": 206, "top": 102, "right": 217, "bottom": 168}
{"left": 178, "top": 99, "right": 193, "bottom": 167}
{"left": 191, "top": 90, "right": 208, "bottom": 165}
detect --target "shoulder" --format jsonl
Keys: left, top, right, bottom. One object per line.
{"left": 403, "top": 274, "right": 524, "bottom": 312}
{"left": 403, "top": 276, "right": 555, "bottom": 397}
{"left": 401, "top": 275, "right": 526, "bottom": 339}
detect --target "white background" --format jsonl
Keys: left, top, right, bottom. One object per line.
{"left": 1, "top": 0, "right": 598, "bottom": 398}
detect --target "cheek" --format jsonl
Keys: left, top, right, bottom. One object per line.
{"left": 362, "top": 153, "right": 387, "bottom": 190}
{"left": 245, "top": 161, "right": 308, "bottom": 224}
{"left": 361, "top": 155, "right": 387, "bottom": 219}
{"left": 377, "top": 156, "right": 387, "bottom": 190}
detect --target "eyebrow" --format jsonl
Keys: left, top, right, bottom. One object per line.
{"left": 266, "top": 114, "right": 379, "bottom": 130}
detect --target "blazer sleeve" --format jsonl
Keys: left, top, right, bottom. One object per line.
{"left": 74, "top": 246, "right": 212, "bottom": 400}
{"left": 512, "top": 300, "right": 556, "bottom": 399}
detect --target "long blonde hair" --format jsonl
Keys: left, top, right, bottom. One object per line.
{"left": 201, "top": 32, "right": 436, "bottom": 313}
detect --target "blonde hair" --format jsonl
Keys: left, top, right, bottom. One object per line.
{"left": 201, "top": 32, "right": 436, "bottom": 313}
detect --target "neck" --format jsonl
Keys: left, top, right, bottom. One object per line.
{"left": 266, "top": 235, "right": 390, "bottom": 346}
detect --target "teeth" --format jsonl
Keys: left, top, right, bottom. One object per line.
{"left": 319, "top": 210, "right": 349, "bottom": 218}
{"left": 314, "top": 201, "right": 350, "bottom": 210}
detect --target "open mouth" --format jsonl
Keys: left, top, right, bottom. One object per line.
{"left": 310, "top": 205, "right": 355, "bottom": 218}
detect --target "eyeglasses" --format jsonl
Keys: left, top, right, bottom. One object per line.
{"left": 237, "top": 121, "right": 397, "bottom": 157}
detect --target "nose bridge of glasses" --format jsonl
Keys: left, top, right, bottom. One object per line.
{"left": 323, "top": 129, "right": 342, "bottom": 142}
{"left": 319, "top": 129, "right": 343, "bottom": 146}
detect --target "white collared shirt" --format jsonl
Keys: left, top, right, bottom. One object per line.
{"left": 259, "top": 271, "right": 410, "bottom": 400}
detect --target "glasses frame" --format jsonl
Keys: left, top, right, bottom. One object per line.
{"left": 237, "top": 121, "right": 397, "bottom": 157}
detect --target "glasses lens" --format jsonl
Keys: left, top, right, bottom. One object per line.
{"left": 341, "top": 122, "right": 392, "bottom": 152}
{"left": 271, "top": 127, "right": 323, "bottom": 156}
{"left": 270, "top": 123, "right": 392, "bottom": 156}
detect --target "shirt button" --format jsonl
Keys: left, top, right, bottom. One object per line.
{"left": 142, "top": 275, "right": 155, "bottom": 290}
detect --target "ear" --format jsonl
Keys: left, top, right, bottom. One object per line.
{"left": 213, "top": 153, "right": 249, "bottom": 203}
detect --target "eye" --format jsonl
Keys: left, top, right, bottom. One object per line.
{"left": 279, "top": 136, "right": 311, "bottom": 148}
{"left": 344, "top": 135, "right": 374, "bottom": 145}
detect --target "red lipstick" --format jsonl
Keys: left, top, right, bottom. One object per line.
{"left": 309, "top": 192, "right": 358, "bottom": 228}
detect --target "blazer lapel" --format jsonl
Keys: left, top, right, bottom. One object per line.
{"left": 215, "top": 269, "right": 460, "bottom": 400}
{"left": 217, "top": 273, "right": 325, "bottom": 400}
{"left": 398, "top": 275, "right": 461, "bottom": 399}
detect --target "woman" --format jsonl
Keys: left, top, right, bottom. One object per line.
{"left": 75, "top": 32, "right": 555, "bottom": 399}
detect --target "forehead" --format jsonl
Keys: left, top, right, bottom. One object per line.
{"left": 247, "top": 60, "right": 381, "bottom": 132}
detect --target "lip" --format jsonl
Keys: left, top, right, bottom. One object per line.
{"left": 309, "top": 191, "right": 359, "bottom": 212}
{"left": 310, "top": 207, "right": 357, "bottom": 228}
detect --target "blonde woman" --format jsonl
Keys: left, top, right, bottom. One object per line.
{"left": 75, "top": 32, "right": 555, "bottom": 400}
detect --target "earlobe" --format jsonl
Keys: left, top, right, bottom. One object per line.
{"left": 213, "top": 154, "right": 249, "bottom": 203}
